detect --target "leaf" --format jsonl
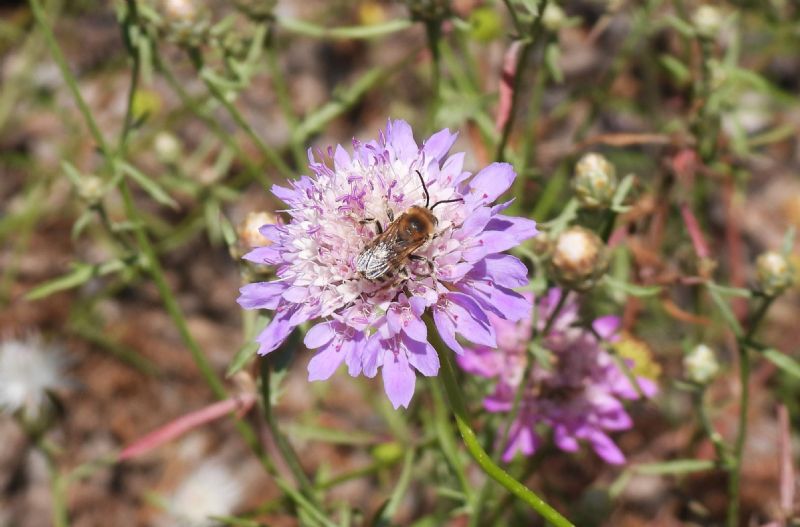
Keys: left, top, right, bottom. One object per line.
{"left": 762, "top": 348, "right": 800, "bottom": 380}
{"left": 276, "top": 16, "right": 413, "bottom": 40}
{"left": 632, "top": 459, "right": 716, "bottom": 476}
{"left": 71, "top": 210, "right": 94, "bottom": 240}
{"left": 663, "top": 14, "right": 696, "bottom": 37}
{"left": 61, "top": 161, "right": 84, "bottom": 187}
{"left": 603, "top": 275, "right": 662, "bottom": 298}
{"left": 659, "top": 54, "right": 690, "bottom": 84}
{"left": 25, "top": 264, "right": 94, "bottom": 300}
{"left": 706, "top": 282, "right": 752, "bottom": 298}
{"left": 611, "top": 174, "right": 635, "bottom": 213}
{"left": 284, "top": 424, "right": 379, "bottom": 446}
{"left": 706, "top": 282, "right": 743, "bottom": 337}
{"left": 782, "top": 226, "right": 796, "bottom": 256}
{"left": 117, "top": 161, "right": 178, "bottom": 209}
{"left": 544, "top": 42, "right": 563, "bottom": 84}
{"left": 225, "top": 342, "right": 259, "bottom": 378}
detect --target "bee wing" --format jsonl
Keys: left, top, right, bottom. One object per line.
{"left": 356, "top": 238, "right": 395, "bottom": 280}
{"left": 356, "top": 221, "right": 426, "bottom": 280}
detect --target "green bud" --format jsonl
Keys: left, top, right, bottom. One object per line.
{"left": 684, "top": 344, "right": 720, "bottom": 385}
{"left": 548, "top": 226, "right": 609, "bottom": 291}
{"left": 572, "top": 153, "right": 618, "bottom": 210}
{"left": 468, "top": 7, "right": 503, "bottom": 42}
{"left": 153, "top": 132, "right": 182, "bottom": 165}
{"left": 692, "top": 5, "right": 723, "bottom": 39}
{"left": 542, "top": 4, "right": 567, "bottom": 32}
{"left": 372, "top": 441, "right": 404, "bottom": 465}
{"left": 77, "top": 175, "right": 105, "bottom": 206}
{"left": 755, "top": 251, "right": 795, "bottom": 297}
{"left": 161, "top": 0, "right": 210, "bottom": 46}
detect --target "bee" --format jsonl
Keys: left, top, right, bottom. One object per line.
{"left": 355, "top": 171, "right": 462, "bottom": 281}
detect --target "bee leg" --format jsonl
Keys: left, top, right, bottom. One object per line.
{"left": 386, "top": 208, "right": 395, "bottom": 222}
{"left": 408, "top": 254, "right": 434, "bottom": 277}
{"left": 359, "top": 217, "right": 382, "bottom": 234}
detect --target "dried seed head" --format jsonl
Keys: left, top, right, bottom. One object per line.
{"left": 755, "top": 251, "right": 795, "bottom": 297}
{"left": 573, "top": 153, "right": 618, "bottom": 210}
{"left": 549, "top": 226, "right": 608, "bottom": 291}
{"left": 684, "top": 344, "right": 720, "bottom": 385}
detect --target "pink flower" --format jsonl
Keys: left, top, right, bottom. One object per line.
{"left": 458, "top": 289, "right": 656, "bottom": 464}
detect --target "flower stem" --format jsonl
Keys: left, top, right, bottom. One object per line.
{"left": 726, "top": 294, "right": 774, "bottom": 527}
{"left": 434, "top": 338, "right": 574, "bottom": 527}
{"left": 424, "top": 19, "right": 443, "bottom": 130}
{"left": 259, "top": 355, "right": 316, "bottom": 496}
{"left": 495, "top": 0, "right": 549, "bottom": 162}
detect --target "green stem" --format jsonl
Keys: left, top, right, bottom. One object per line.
{"left": 495, "top": 0, "right": 549, "bottom": 162}
{"left": 187, "top": 48, "right": 295, "bottom": 180}
{"left": 726, "top": 295, "right": 774, "bottom": 527}
{"left": 259, "top": 357, "right": 316, "bottom": 497}
{"left": 695, "top": 388, "right": 727, "bottom": 463}
{"left": 429, "top": 377, "right": 475, "bottom": 503}
{"left": 434, "top": 337, "right": 574, "bottom": 527}
{"left": 424, "top": 19, "right": 443, "bottom": 130}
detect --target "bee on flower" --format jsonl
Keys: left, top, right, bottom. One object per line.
{"left": 238, "top": 120, "right": 538, "bottom": 408}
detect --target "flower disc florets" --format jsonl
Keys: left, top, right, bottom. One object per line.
{"left": 239, "top": 120, "right": 538, "bottom": 408}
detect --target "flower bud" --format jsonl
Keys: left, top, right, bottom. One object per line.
{"left": 238, "top": 211, "right": 276, "bottom": 249}
{"left": 573, "top": 153, "right": 618, "bottom": 210}
{"left": 692, "top": 5, "right": 723, "bottom": 39}
{"left": 161, "top": 0, "right": 210, "bottom": 46}
{"left": 548, "top": 226, "right": 609, "bottom": 291}
{"left": 154, "top": 132, "right": 182, "bottom": 165}
{"left": 77, "top": 175, "right": 105, "bottom": 206}
{"left": 684, "top": 344, "right": 720, "bottom": 385}
{"left": 755, "top": 251, "right": 795, "bottom": 297}
{"left": 542, "top": 4, "right": 567, "bottom": 32}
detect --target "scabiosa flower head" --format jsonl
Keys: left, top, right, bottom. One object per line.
{"left": 238, "top": 120, "right": 538, "bottom": 408}
{"left": 0, "top": 334, "right": 69, "bottom": 419}
{"left": 457, "top": 289, "right": 657, "bottom": 464}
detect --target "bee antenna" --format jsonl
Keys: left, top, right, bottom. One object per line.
{"left": 415, "top": 170, "right": 430, "bottom": 208}
{"left": 430, "top": 197, "right": 464, "bottom": 211}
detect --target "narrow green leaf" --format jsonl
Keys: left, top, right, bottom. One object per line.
{"left": 706, "top": 282, "right": 743, "bottom": 337}
{"left": 762, "top": 348, "right": 800, "bottom": 379}
{"left": 277, "top": 16, "right": 413, "bottom": 40}
{"left": 544, "top": 43, "right": 563, "bottom": 84}
{"left": 225, "top": 341, "right": 259, "bottom": 377}
{"left": 659, "top": 54, "right": 690, "bottom": 84}
{"left": 71, "top": 210, "right": 94, "bottom": 240}
{"left": 706, "top": 282, "right": 752, "bottom": 298}
{"left": 603, "top": 275, "right": 661, "bottom": 298}
{"left": 61, "top": 161, "right": 83, "bottom": 186}
{"left": 781, "top": 226, "right": 796, "bottom": 256}
{"left": 632, "top": 459, "right": 716, "bottom": 476}
{"left": 25, "top": 264, "right": 94, "bottom": 300}
{"left": 611, "top": 174, "right": 636, "bottom": 212}
{"left": 117, "top": 161, "right": 178, "bottom": 209}
{"left": 285, "top": 423, "right": 380, "bottom": 446}
{"left": 663, "top": 14, "right": 696, "bottom": 37}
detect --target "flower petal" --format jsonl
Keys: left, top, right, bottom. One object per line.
{"left": 403, "top": 336, "right": 439, "bottom": 376}
{"left": 422, "top": 128, "right": 457, "bottom": 162}
{"left": 386, "top": 120, "right": 418, "bottom": 161}
{"left": 304, "top": 322, "right": 336, "bottom": 349}
{"left": 238, "top": 281, "right": 287, "bottom": 310}
{"left": 382, "top": 350, "right": 416, "bottom": 409}
{"left": 467, "top": 162, "right": 516, "bottom": 203}
{"left": 307, "top": 344, "right": 346, "bottom": 381}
